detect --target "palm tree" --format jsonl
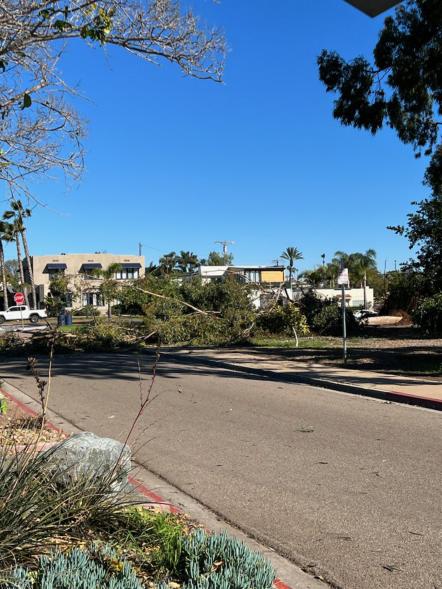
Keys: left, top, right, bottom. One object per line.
{"left": 4, "top": 200, "right": 36, "bottom": 308}
{"left": 351, "top": 249, "right": 377, "bottom": 308}
{"left": 281, "top": 247, "right": 303, "bottom": 296}
{"left": 159, "top": 252, "right": 177, "bottom": 275}
{"left": 1, "top": 217, "right": 28, "bottom": 306}
{"left": 0, "top": 221, "right": 12, "bottom": 311}
{"left": 97, "top": 263, "right": 122, "bottom": 319}
{"left": 177, "top": 251, "right": 199, "bottom": 273}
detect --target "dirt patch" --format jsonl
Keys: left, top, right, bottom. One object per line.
{"left": 0, "top": 402, "right": 65, "bottom": 446}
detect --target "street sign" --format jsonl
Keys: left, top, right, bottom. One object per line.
{"left": 14, "top": 292, "right": 25, "bottom": 305}
{"left": 337, "top": 268, "right": 349, "bottom": 286}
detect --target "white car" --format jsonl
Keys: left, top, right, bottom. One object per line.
{"left": 0, "top": 305, "right": 47, "bottom": 324}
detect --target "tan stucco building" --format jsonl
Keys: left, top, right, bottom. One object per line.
{"left": 31, "top": 253, "right": 145, "bottom": 313}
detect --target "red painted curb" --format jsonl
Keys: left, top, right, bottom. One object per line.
{"left": 0, "top": 387, "right": 64, "bottom": 434}
{"left": 1, "top": 386, "right": 295, "bottom": 589}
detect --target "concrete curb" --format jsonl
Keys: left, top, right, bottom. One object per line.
{"left": 162, "top": 351, "right": 442, "bottom": 412}
{"left": 0, "top": 378, "right": 330, "bottom": 589}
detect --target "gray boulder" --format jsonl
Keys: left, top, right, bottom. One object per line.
{"left": 43, "top": 432, "right": 131, "bottom": 492}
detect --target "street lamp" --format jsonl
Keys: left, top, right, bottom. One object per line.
{"left": 345, "top": 0, "right": 401, "bottom": 16}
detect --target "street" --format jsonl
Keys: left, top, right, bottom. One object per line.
{"left": 1, "top": 351, "right": 441, "bottom": 589}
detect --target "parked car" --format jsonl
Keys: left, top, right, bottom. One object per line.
{"left": 354, "top": 309, "right": 378, "bottom": 322}
{"left": 0, "top": 305, "right": 47, "bottom": 324}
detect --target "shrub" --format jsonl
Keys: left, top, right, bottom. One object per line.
{"left": 311, "top": 303, "right": 358, "bottom": 336}
{"left": 380, "top": 270, "right": 425, "bottom": 314}
{"left": 176, "top": 529, "right": 275, "bottom": 589}
{"left": 6, "top": 543, "right": 144, "bottom": 589}
{"left": 0, "top": 440, "right": 131, "bottom": 571}
{"left": 78, "top": 320, "right": 134, "bottom": 350}
{"left": 299, "top": 290, "right": 325, "bottom": 326}
{"left": 73, "top": 305, "right": 101, "bottom": 317}
{"left": 256, "top": 304, "right": 309, "bottom": 336}
{"left": 412, "top": 293, "right": 442, "bottom": 336}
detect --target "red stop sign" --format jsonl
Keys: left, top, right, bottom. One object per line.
{"left": 14, "top": 292, "right": 25, "bottom": 305}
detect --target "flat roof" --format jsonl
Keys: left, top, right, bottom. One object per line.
{"left": 345, "top": 0, "right": 401, "bottom": 16}
{"left": 229, "top": 266, "right": 284, "bottom": 271}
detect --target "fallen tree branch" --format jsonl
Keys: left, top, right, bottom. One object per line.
{"left": 132, "top": 285, "right": 220, "bottom": 316}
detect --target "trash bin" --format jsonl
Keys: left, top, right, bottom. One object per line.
{"left": 57, "top": 313, "right": 65, "bottom": 327}
{"left": 64, "top": 312, "right": 73, "bottom": 326}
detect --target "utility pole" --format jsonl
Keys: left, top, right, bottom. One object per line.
{"left": 215, "top": 240, "right": 235, "bottom": 257}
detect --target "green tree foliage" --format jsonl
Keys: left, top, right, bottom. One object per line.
{"left": 256, "top": 304, "right": 309, "bottom": 337}
{"left": 281, "top": 247, "right": 303, "bottom": 286}
{"left": 120, "top": 275, "right": 255, "bottom": 345}
{"left": 299, "top": 290, "right": 358, "bottom": 335}
{"left": 158, "top": 252, "right": 178, "bottom": 275}
{"left": 200, "top": 251, "right": 234, "bottom": 266}
{"left": 45, "top": 274, "right": 72, "bottom": 316}
{"left": 318, "top": 0, "right": 442, "bottom": 196}
{"left": 177, "top": 251, "right": 199, "bottom": 273}
{"left": 389, "top": 197, "right": 442, "bottom": 293}
{"left": 311, "top": 302, "right": 358, "bottom": 337}
{"left": 381, "top": 269, "right": 426, "bottom": 313}
{"left": 412, "top": 293, "right": 442, "bottom": 335}
{"left": 302, "top": 250, "right": 383, "bottom": 294}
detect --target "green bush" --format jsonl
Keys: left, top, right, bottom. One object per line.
{"left": 6, "top": 543, "right": 144, "bottom": 589}
{"left": 412, "top": 293, "right": 442, "bottom": 336}
{"left": 256, "top": 304, "right": 309, "bottom": 336}
{"left": 311, "top": 303, "right": 358, "bottom": 336}
{"left": 176, "top": 529, "right": 275, "bottom": 589}
{"left": 380, "top": 271, "right": 425, "bottom": 314}
{"left": 73, "top": 305, "right": 101, "bottom": 317}
{"left": 0, "top": 441, "right": 131, "bottom": 572}
{"left": 299, "top": 291, "right": 325, "bottom": 326}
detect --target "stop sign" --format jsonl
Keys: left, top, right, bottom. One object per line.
{"left": 14, "top": 292, "right": 25, "bottom": 305}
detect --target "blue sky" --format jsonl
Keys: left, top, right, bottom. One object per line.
{"left": 3, "top": 0, "right": 429, "bottom": 272}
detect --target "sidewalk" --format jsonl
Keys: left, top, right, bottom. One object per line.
{"left": 165, "top": 348, "right": 442, "bottom": 410}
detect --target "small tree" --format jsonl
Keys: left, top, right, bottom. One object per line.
{"left": 202, "top": 251, "right": 234, "bottom": 266}
{"left": 98, "top": 263, "right": 122, "bottom": 319}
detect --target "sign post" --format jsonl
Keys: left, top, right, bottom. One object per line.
{"left": 14, "top": 292, "right": 25, "bottom": 328}
{"left": 337, "top": 269, "right": 349, "bottom": 365}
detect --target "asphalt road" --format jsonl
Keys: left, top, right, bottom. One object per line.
{"left": 1, "top": 352, "right": 441, "bottom": 589}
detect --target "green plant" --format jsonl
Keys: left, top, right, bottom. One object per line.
{"left": 299, "top": 290, "right": 325, "bottom": 327}
{"left": 5, "top": 543, "right": 144, "bottom": 588}
{"left": 176, "top": 529, "right": 275, "bottom": 589}
{"left": 98, "top": 507, "right": 185, "bottom": 574}
{"left": 412, "top": 293, "right": 442, "bottom": 336}
{"left": 256, "top": 305, "right": 309, "bottom": 337}
{"left": 0, "top": 440, "right": 132, "bottom": 571}
{"left": 73, "top": 305, "right": 100, "bottom": 317}
{"left": 311, "top": 303, "right": 358, "bottom": 336}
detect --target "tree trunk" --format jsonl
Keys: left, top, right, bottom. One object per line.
{"left": 0, "top": 240, "right": 8, "bottom": 311}
{"left": 15, "top": 234, "right": 29, "bottom": 306}
{"left": 20, "top": 227, "right": 36, "bottom": 309}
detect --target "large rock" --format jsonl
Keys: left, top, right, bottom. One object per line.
{"left": 43, "top": 432, "right": 131, "bottom": 492}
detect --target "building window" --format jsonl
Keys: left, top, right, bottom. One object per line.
{"left": 114, "top": 268, "right": 139, "bottom": 280}
{"left": 244, "top": 270, "right": 261, "bottom": 283}
{"left": 82, "top": 292, "right": 104, "bottom": 307}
